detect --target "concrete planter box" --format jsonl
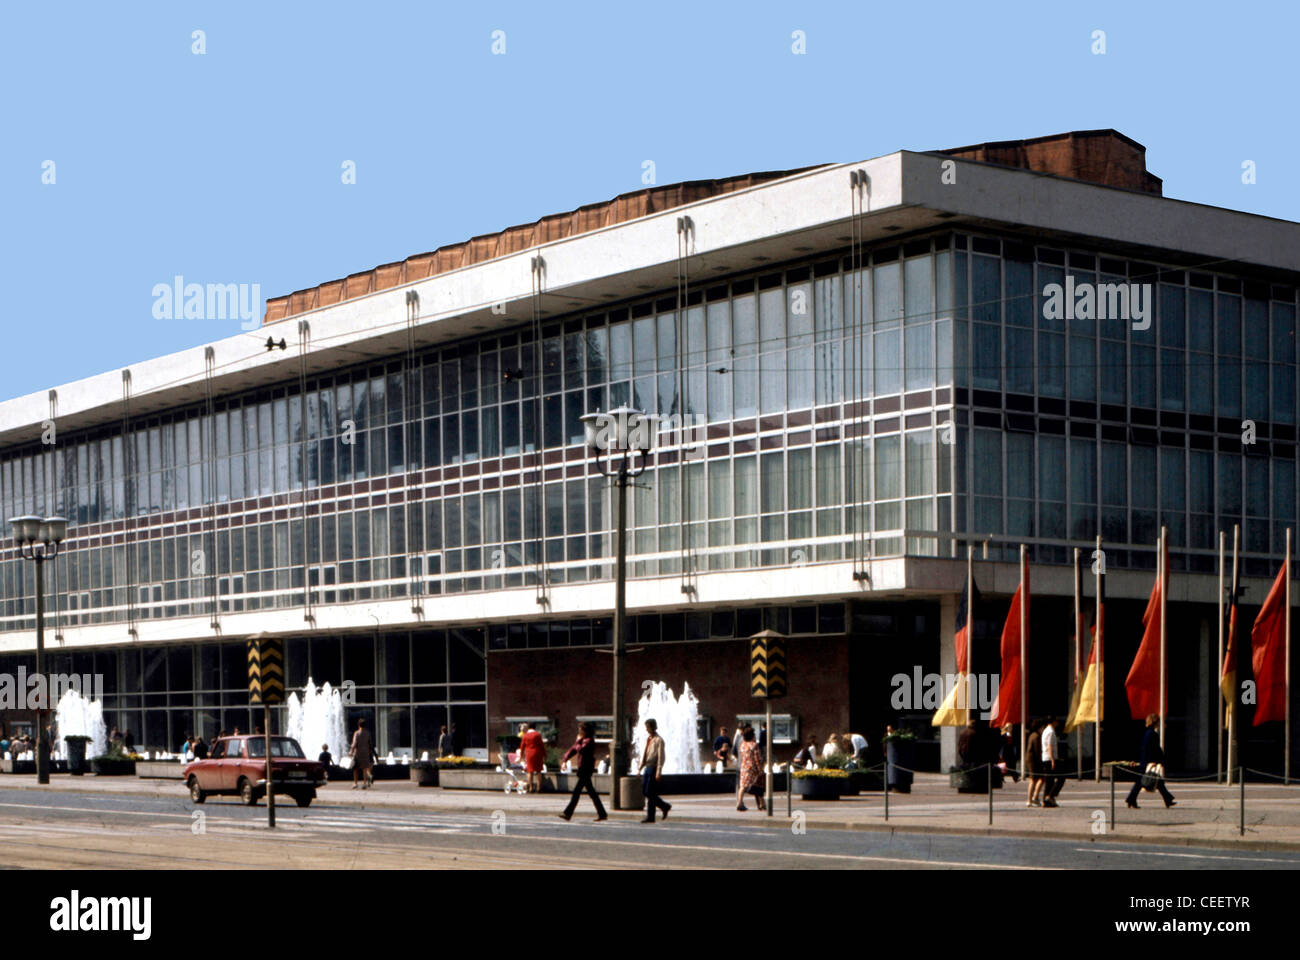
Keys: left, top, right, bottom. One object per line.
{"left": 849, "top": 769, "right": 884, "bottom": 792}
{"left": 136, "top": 761, "right": 186, "bottom": 779}
{"left": 368, "top": 762, "right": 414, "bottom": 780}
{"left": 949, "top": 766, "right": 1004, "bottom": 793}
{"left": 438, "top": 768, "right": 630, "bottom": 798}
{"left": 1, "top": 758, "right": 34, "bottom": 774}
{"left": 438, "top": 768, "right": 541, "bottom": 791}
{"left": 411, "top": 763, "right": 439, "bottom": 786}
{"left": 792, "top": 776, "right": 845, "bottom": 800}
{"left": 91, "top": 758, "right": 136, "bottom": 776}
{"left": 885, "top": 740, "right": 916, "bottom": 793}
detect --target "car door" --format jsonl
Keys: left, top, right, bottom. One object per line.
{"left": 221, "top": 738, "right": 244, "bottom": 792}
{"left": 198, "top": 739, "right": 225, "bottom": 791}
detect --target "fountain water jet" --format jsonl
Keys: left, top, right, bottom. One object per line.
{"left": 630, "top": 681, "right": 701, "bottom": 774}
{"left": 285, "top": 679, "right": 346, "bottom": 764}
{"left": 53, "top": 688, "right": 107, "bottom": 759}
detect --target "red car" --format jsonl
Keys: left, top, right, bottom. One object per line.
{"left": 183, "top": 736, "right": 326, "bottom": 807}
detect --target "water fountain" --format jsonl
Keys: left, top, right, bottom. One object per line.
{"left": 629, "top": 681, "right": 701, "bottom": 774}
{"left": 53, "top": 687, "right": 108, "bottom": 759}
{"left": 285, "top": 679, "right": 346, "bottom": 764}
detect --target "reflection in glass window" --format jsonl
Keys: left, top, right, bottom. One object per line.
{"left": 904, "top": 432, "right": 934, "bottom": 497}
{"left": 873, "top": 262, "right": 900, "bottom": 327}
{"left": 874, "top": 329, "right": 901, "bottom": 395}
{"left": 905, "top": 325, "right": 934, "bottom": 391}
{"left": 734, "top": 457, "right": 757, "bottom": 516}
{"left": 904, "top": 255, "right": 932, "bottom": 323}
{"left": 732, "top": 295, "right": 757, "bottom": 357}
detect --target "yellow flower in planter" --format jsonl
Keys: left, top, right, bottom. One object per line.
{"left": 792, "top": 768, "right": 849, "bottom": 780}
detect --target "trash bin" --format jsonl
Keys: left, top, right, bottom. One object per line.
{"left": 65, "top": 736, "right": 88, "bottom": 776}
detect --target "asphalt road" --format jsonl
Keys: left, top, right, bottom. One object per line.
{"left": 0, "top": 787, "right": 1295, "bottom": 870}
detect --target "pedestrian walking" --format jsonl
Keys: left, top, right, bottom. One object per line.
{"left": 1041, "top": 716, "right": 1062, "bottom": 807}
{"left": 318, "top": 743, "right": 333, "bottom": 767}
{"left": 998, "top": 723, "right": 1019, "bottom": 783}
{"left": 736, "top": 726, "right": 765, "bottom": 811}
{"left": 1126, "top": 714, "right": 1177, "bottom": 809}
{"left": 350, "top": 718, "right": 375, "bottom": 789}
{"left": 638, "top": 719, "right": 673, "bottom": 823}
{"left": 1025, "top": 718, "right": 1044, "bottom": 807}
{"left": 559, "top": 722, "right": 607, "bottom": 821}
{"left": 520, "top": 722, "right": 546, "bottom": 794}
{"left": 437, "top": 724, "right": 455, "bottom": 758}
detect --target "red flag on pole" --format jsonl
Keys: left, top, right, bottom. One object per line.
{"left": 1251, "top": 563, "right": 1288, "bottom": 726}
{"left": 953, "top": 572, "right": 979, "bottom": 674}
{"left": 1126, "top": 558, "right": 1166, "bottom": 719}
{"left": 989, "top": 570, "right": 1027, "bottom": 730}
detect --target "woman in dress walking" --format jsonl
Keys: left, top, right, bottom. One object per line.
{"left": 520, "top": 722, "right": 546, "bottom": 794}
{"left": 736, "top": 726, "right": 765, "bottom": 811}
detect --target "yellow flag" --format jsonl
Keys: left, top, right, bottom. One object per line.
{"left": 1066, "top": 662, "right": 1103, "bottom": 732}
{"left": 931, "top": 671, "right": 972, "bottom": 727}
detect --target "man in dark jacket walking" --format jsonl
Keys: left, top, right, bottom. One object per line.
{"left": 559, "top": 722, "right": 607, "bottom": 821}
{"left": 1126, "top": 713, "right": 1176, "bottom": 808}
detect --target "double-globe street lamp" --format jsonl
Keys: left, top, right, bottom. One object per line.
{"left": 581, "top": 407, "right": 651, "bottom": 810}
{"left": 7, "top": 514, "right": 69, "bottom": 785}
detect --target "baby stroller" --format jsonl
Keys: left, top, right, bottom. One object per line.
{"left": 501, "top": 749, "right": 529, "bottom": 794}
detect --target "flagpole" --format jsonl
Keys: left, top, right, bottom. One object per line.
{"left": 1019, "top": 543, "right": 1027, "bottom": 776}
{"left": 1159, "top": 525, "right": 1167, "bottom": 752}
{"left": 1073, "top": 547, "right": 1082, "bottom": 782}
{"left": 1094, "top": 533, "right": 1102, "bottom": 782}
{"left": 1217, "top": 530, "right": 1225, "bottom": 784}
{"left": 965, "top": 542, "right": 974, "bottom": 722}
{"left": 1228, "top": 523, "right": 1239, "bottom": 788}
{"left": 1286, "top": 526, "right": 1292, "bottom": 786}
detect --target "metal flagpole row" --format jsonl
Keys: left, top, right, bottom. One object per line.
{"left": 1160, "top": 525, "right": 1168, "bottom": 751}
{"left": 1074, "top": 547, "right": 1082, "bottom": 782}
{"left": 1218, "top": 530, "right": 1225, "bottom": 784}
{"left": 1094, "top": 534, "right": 1102, "bottom": 782}
{"left": 1286, "top": 526, "right": 1292, "bottom": 786}
{"left": 1228, "top": 524, "right": 1240, "bottom": 786}
{"left": 1019, "top": 544, "right": 1027, "bottom": 788}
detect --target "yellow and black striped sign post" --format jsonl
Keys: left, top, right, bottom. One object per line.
{"left": 260, "top": 637, "right": 285, "bottom": 705}
{"left": 247, "top": 633, "right": 285, "bottom": 705}
{"left": 246, "top": 632, "right": 283, "bottom": 828}
{"left": 749, "top": 629, "right": 787, "bottom": 819}
{"left": 749, "top": 629, "right": 787, "bottom": 699}
{"left": 247, "top": 640, "right": 263, "bottom": 704}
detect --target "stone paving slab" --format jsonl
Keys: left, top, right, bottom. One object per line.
{"left": 2, "top": 771, "right": 1296, "bottom": 852}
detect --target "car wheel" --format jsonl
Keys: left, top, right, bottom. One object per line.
{"left": 239, "top": 778, "right": 258, "bottom": 805}
{"left": 294, "top": 794, "right": 312, "bottom": 808}
{"left": 188, "top": 776, "right": 206, "bottom": 804}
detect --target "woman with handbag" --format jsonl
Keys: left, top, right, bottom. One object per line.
{"left": 1126, "top": 713, "right": 1176, "bottom": 809}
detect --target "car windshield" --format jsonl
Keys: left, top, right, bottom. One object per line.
{"left": 246, "top": 738, "right": 306, "bottom": 759}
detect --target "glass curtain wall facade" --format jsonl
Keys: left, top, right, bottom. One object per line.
{"left": 952, "top": 235, "right": 1297, "bottom": 575}
{"left": 1, "top": 235, "right": 962, "bottom": 629}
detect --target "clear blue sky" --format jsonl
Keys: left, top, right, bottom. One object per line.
{"left": 2, "top": 1, "right": 1296, "bottom": 402}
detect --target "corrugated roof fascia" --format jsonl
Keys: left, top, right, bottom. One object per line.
{"left": 263, "top": 165, "right": 827, "bottom": 324}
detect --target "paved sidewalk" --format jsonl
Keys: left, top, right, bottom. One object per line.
{"left": 3, "top": 769, "right": 1296, "bottom": 852}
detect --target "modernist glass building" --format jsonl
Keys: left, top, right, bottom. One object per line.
{"left": 0, "top": 130, "right": 1296, "bottom": 770}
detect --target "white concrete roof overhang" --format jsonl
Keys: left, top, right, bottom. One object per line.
{"left": 3, "top": 150, "right": 1299, "bottom": 449}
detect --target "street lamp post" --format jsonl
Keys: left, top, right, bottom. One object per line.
{"left": 582, "top": 407, "right": 650, "bottom": 811}
{"left": 8, "top": 514, "right": 69, "bottom": 786}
